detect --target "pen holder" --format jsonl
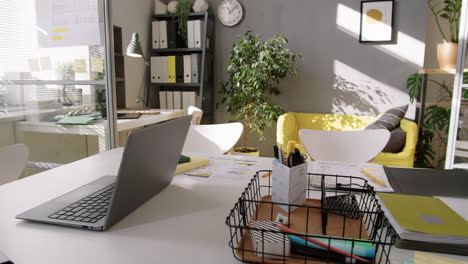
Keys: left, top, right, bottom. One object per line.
{"left": 271, "top": 161, "right": 308, "bottom": 212}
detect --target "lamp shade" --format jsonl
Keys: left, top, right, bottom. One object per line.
{"left": 126, "top": 32, "right": 143, "bottom": 58}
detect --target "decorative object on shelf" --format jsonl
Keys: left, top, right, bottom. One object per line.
{"left": 154, "top": 0, "right": 168, "bottom": 14}
{"left": 175, "top": 0, "right": 191, "bottom": 42}
{"left": 359, "top": 0, "right": 394, "bottom": 43}
{"left": 193, "top": 0, "right": 209, "bottom": 12}
{"left": 126, "top": 32, "right": 150, "bottom": 106}
{"left": 219, "top": 30, "right": 301, "bottom": 155}
{"left": 428, "top": 0, "right": 462, "bottom": 69}
{"left": 217, "top": 0, "right": 243, "bottom": 27}
{"left": 167, "top": 1, "right": 178, "bottom": 13}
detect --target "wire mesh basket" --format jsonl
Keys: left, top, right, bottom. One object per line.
{"left": 226, "top": 170, "right": 396, "bottom": 264}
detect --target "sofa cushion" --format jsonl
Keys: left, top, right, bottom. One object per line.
{"left": 382, "top": 127, "right": 407, "bottom": 153}
{"left": 366, "top": 105, "right": 408, "bottom": 130}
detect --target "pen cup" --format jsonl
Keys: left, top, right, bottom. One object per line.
{"left": 272, "top": 161, "right": 308, "bottom": 212}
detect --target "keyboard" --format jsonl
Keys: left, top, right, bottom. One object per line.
{"left": 48, "top": 184, "right": 115, "bottom": 223}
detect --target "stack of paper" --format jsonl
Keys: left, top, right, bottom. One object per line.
{"left": 377, "top": 193, "right": 468, "bottom": 245}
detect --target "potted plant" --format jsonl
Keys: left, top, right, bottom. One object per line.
{"left": 175, "top": 0, "right": 191, "bottom": 43}
{"left": 219, "top": 30, "right": 301, "bottom": 156}
{"left": 427, "top": 0, "right": 462, "bottom": 69}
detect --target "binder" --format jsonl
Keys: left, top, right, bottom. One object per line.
{"left": 167, "top": 20, "right": 177, "bottom": 49}
{"left": 182, "top": 91, "right": 190, "bottom": 111}
{"left": 167, "top": 56, "right": 176, "bottom": 83}
{"left": 160, "top": 56, "right": 168, "bottom": 83}
{"left": 187, "top": 20, "right": 195, "bottom": 48}
{"left": 173, "top": 91, "right": 182, "bottom": 109}
{"left": 176, "top": 55, "right": 184, "bottom": 83}
{"left": 159, "top": 21, "right": 168, "bottom": 49}
{"left": 193, "top": 20, "right": 204, "bottom": 48}
{"left": 191, "top": 54, "right": 201, "bottom": 83}
{"left": 183, "top": 55, "right": 192, "bottom": 83}
{"left": 186, "top": 91, "right": 197, "bottom": 107}
{"left": 152, "top": 21, "right": 160, "bottom": 49}
{"left": 150, "top": 56, "right": 162, "bottom": 83}
{"left": 166, "top": 91, "right": 174, "bottom": 109}
{"left": 159, "top": 91, "right": 167, "bottom": 109}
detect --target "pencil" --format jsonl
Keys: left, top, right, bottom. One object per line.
{"left": 275, "top": 224, "right": 369, "bottom": 263}
{"left": 261, "top": 172, "right": 272, "bottom": 178}
{"left": 360, "top": 169, "right": 386, "bottom": 186}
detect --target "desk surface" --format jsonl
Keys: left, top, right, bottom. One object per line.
{"left": 1, "top": 149, "right": 468, "bottom": 264}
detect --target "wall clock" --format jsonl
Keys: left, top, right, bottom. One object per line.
{"left": 217, "top": 0, "right": 244, "bottom": 27}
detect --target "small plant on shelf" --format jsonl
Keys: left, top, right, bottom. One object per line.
{"left": 219, "top": 29, "right": 301, "bottom": 154}
{"left": 175, "top": 0, "right": 191, "bottom": 43}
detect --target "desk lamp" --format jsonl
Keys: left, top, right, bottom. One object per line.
{"left": 126, "top": 32, "right": 150, "bottom": 106}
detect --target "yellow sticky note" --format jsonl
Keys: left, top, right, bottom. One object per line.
{"left": 74, "top": 59, "right": 87, "bottom": 73}
{"left": 52, "top": 28, "right": 69, "bottom": 33}
{"left": 91, "top": 57, "right": 104, "bottom": 73}
{"left": 52, "top": 36, "right": 63, "bottom": 40}
{"left": 415, "top": 251, "right": 468, "bottom": 264}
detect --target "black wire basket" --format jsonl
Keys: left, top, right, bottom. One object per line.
{"left": 226, "top": 170, "right": 396, "bottom": 264}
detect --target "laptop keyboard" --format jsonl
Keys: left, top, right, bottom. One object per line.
{"left": 48, "top": 184, "right": 115, "bottom": 223}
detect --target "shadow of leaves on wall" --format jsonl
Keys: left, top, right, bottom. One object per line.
{"left": 332, "top": 75, "right": 392, "bottom": 116}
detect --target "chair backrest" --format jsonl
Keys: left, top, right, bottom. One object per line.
{"left": 0, "top": 144, "right": 29, "bottom": 185}
{"left": 299, "top": 129, "right": 390, "bottom": 163}
{"left": 182, "top": 123, "right": 243, "bottom": 155}
{"left": 188, "top": 106, "right": 203, "bottom": 125}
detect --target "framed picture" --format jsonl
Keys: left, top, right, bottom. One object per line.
{"left": 359, "top": 0, "right": 394, "bottom": 43}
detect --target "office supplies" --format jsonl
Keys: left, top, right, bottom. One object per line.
{"left": 361, "top": 168, "right": 385, "bottom": 186}
{"left": 187, "top": 20, "right": 195, "bottom": 48}
{"left": 191, "top": 53, "right": 200, "bottom": 83}
{"left": 116, "top": 113, "right": 141, "bottom": 119}
{"left": 151, "top": 21, "right": 160, "bottom": 49}
{"left": 250, "top": 221, "right": 291, "bottom": 259}
{"left": 291, "top": 243, "right": 359, "bottom": 264}
{"left": 159, "top": 91, "right": 167, "bottom": 109}
{"left": 176, "top": 55, "right": 184, "bottom": 83}
{"left": 275, "top": 213, "right": 288, "bottom": 225}
{"left": 167, "top": 55, "right": 176, "bottom": 83}
{"left": 384, "top": 167, "right": 468, "bottom": 197}
{"left": 261, "top": 171, "right": 272, "bottom": 178}
{"left": 159, "top": 20, "right": 168, "bottom": 48}
{"left": 16, "top": 115, "right": 192, "bottom": 231}
{"left": 166, "top": 91, "right": 174, "bottom": 109}
{"left": 183, "top": 55, "right": 192, "bottom": 83}
{"left": 193, "top": 20, "right": 204, "bottom": 48}
{"left": 377, "top": 193, "right": 468, "bottom": 245}
{"left": 273, "top": 146, "right": 279, "bottom": 160}
{"left": 183, "top": 91, "right": 197, "bottom": 107}
{"left": 178, "top": 155, "right": 191, "bottom": 164}
{"left": 175, "top": 156, "right": 210, "bottom": 175}
{"left": 161, "top": 56, "right": 168, "bottom": 83}
{"left": 277, "top": 146, "right": 284, "bottom": 165}
{"left": 271, "top": 160, "right": 307, "bottom": 212}
{"left": 275, "top": 224, "right": 369, "bottom": 263}
{"left": 166, "top": 20, "right": 177, "bottom": 48}
{"left": 286, "top": 140, "right": 296, "bottom": 154}
{"left": 173, "top": 91, "right": 182, "bottom": 109}
{"left": 150, "top": 56, "right": 159, "bottom": 83}
{"left": 326, "top": 194, "right": 360, "bottom": 219}
{"left": 288, "top": 234, "right": 375, "bottom": 258}
{"left": 56, "top": 116, "right": 96, "bottom": 125}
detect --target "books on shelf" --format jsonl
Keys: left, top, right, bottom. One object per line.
{"left": 159, "top": 91, "right": 198, "bottom": 111}
{"left": 377, "top": 193, "right": 468, "bottom": 245}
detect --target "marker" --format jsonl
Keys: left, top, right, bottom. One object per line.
{"left": 274, "top": 224, "right": 369, "bottom": 263}
{"left": 360, "top": 169, "right": 386, "bottom": 186}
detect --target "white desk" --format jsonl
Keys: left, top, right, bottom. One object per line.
{"left": 14, "top": 110, "right": 184, "bottom": 152}
{"left": 1, "top": 149, "right": 467, "bottom": 264}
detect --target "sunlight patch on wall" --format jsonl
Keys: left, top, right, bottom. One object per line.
{"left": 332, "top": 60, "right": 414, "bottom": 117}
{"left": 336, "top": 3, "right": 425, "bottom": 67}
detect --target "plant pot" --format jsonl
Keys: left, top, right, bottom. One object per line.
{"left": 437, "top": 42, "right": 458, "bottom": 69}
{"left": 231, "top": 147, "right": 260, "bottom": 157}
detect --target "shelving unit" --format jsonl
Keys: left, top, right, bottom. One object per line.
{"left": 150, "top": 11, "right": 214, "bottom": 122}
{"left": 113, "top": 26, "right": 126, "bottom": 109}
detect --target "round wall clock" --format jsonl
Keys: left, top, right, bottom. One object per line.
{"left": 217, "top": 0, "right": 244, "bottom": 27}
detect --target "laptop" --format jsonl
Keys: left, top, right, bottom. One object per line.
{"left": 16, "top": 115, "right": 192, "bottom": 231}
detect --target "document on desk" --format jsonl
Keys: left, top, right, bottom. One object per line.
{"left": 183, "top": 156, "right": 258, "bottom": 178}
{"left": 308, "top": 160, "right": 394, "bottom": 192}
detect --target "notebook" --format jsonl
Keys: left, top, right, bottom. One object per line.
{"left": 175, "top": 156, "right": 210, "bottom": 175}
{"left": 377, "top": 193, "right": 468, "bottom": 245}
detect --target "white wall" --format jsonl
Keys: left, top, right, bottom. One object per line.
{"left": 111, "top": 0, "right": 154, "bottom": 108}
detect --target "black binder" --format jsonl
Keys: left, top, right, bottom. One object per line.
{"left": 176, "top": 55, "right": 184, "bottom": 83}
{"left": 167, "top": 21, "right": 186, "bottom": 48}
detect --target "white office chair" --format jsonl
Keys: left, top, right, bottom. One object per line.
{"left": 0, "top": 144, "right": 29, "bottom": 185}
{"left": 299, "top": 129, "right": 390, "bottom": 163}
{"left": 182, "top": 122, "right": 243, "bottom": 155}
{"left": 188, "top": 106, "right": 203, "bottom": 125}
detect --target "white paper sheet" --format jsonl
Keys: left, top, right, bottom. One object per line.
{"left": 183, "top": 156, "right": 258, "bottom": 179}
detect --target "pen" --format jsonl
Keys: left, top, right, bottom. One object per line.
{"left": 360, "top": 169, "right": 386, "bottom": 186}
{"left": 275, "top": 224, "right": 369, "bottom": 263}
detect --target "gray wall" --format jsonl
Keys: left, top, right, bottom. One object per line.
{"left": 205, "top": 0, "right": 429, "bottom": 156}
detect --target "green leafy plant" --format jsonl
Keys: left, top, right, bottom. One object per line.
{"left": 427, "top": 0, "right": 462, "bottom": 43}
{"left": 175, "top": 0, "right": 191, "bottom": 43}
{"left": 219, "top": 30, "right": 301, "bottom": 152}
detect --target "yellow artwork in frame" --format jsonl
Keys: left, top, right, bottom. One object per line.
{"left": 360, "top": 0, "right": 394, "bottom": 43}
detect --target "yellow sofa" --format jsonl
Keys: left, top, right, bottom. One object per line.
{"left": 277, "top": 112, "right": 418, "bottom": 168}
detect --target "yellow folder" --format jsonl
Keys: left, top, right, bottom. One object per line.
{"left": 167, "top": 56, "right": 176, "bottom": 83}
{"left": 175, "top": 156, "right": 210, "bottom": 175}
